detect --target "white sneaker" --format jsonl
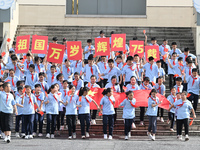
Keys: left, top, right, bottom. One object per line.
{"left": 1, "top": 133, "right": 5, "bottom": 139}
{"left": 160, "top": 118, "right": 164, "bottom": 122}
{"left": 60, "top": 125, "right": 64, "bottom": 131}
{"left": 179, "top": 135, "right": 182, "bottom": 140}
{"left": 72, "top": 132, "right": 76, "bottom": 139}
{"left": 91, "top": 119, "right": 96, "bottom": 125}
{"left": 157, "top": 117, "right": 160, "bottom": 121}
{"left": 125, "top": 136, "right": 128, "bottom": 140}
{"left": 104, "top": 134, "right": 107, "bottom": 139}
{"left": 108, "top": 135, "right": 112, "bottom": 140}
{"left": 167, "top": 119, "right": 170, "bottom": 124}
{"left": 170, "top": 128, "right": 175, "bottom": 132}
{"left": 86, "top": 132, "right": 90, "bottom": 138}
{"left": 21, "top": 133, "right": 26, "bottom": 138}
{"left": 15, "top": 132, "right": 20, "bottom": 138}
{"left": 46, "top": 133, "right": 50, "bottom": 138}
{"left": 152, "top": 135, "right": 155, "bottom": 141}
{"left": 77, "top": 120, "right": 80, "bottom": 125}
{"left": 7, "top": 136, "right": 11, "bottom": 143}
{"left": 81, "top": 135, "right": 85, "bottom": 139}
{"left": 4, "top": 136, "right": 7, "bottom": 142}
{"left": 132, "top": 123, "right": 136, "bottom": 128}
{"left": 32, "top": 132, "right": 37, "bottom": 137}
{"left": 66, "top": 125, "right": 68, "bottom": 130}
{"left": 38, "top": 133, "right": 43, "bottom": 137}
{"left": 25, "top": 135, "right": 29, "bottom": 139}
{"left": 128, "top": 132, "right": 131, "bottom": 138}
{"left": 147, "top": 132, "right": 153, "bottom": 140}
{"left": 185, "top": 135, "right": 189, "bottom": 141}
{"left": 29, "top": 135, "right": 33, "bottom": 139}
{"left": 68, "top": 136, "right": 72, "bottom": 140}
{"left": 51, "top": 134, "right": 54, "bottom": 139}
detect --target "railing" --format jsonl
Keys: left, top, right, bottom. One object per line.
{"left": 0, "top": 31, "right": 8, "bottom": 54}
{"left": 72, "top": 0, "right": 78, "bottom": 15}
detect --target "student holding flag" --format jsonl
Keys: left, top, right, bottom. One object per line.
{"left": 100, "top": 88, "right": 115, "bottom": 140}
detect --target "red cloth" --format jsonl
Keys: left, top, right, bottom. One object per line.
{"left": 51, "top": 74, "right": 54, "bottom": 83}
{"left": 104, "top": 63, "right": 107, "bottom": 69}
{"left": 69, "top": 95, "right": 73, "bottom": 103}
{"left": 150, "top": 64, "right": 152, "bottom": 70}
{"left": 41, "top": 83, "right": 45, "bottom": 91}
{"left": 90, "top": 66, "right": 93, "bottom": 75}
{"left": 38, "top": 65, "right": 41, "bottom": 72}
{"left": 191, "top": 75, "right": 198, "bottom": 86}
{"left": 53, "top": 95, "right": 58, "bottom": 103}
{"left": 173, "top": 61, "right": 175, "bottom": 65}
{"left": 6, "top": 94, "right": 9, "bottom": 104}
{"left": 189, "top": 68, "right": 191, "bottom": 75}
{"left": 31, "top": 73, "right": 34, "bottom": 81}
{"left": 12, "top": 78, "right": 15, "bottom": 87}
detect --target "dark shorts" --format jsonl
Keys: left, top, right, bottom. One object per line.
{"left": 0, "top": 112, "right": 13, "bottom": 131}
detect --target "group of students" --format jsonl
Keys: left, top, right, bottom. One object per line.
{"left": 0, "top": 30, "right": 199, "bottom": 143}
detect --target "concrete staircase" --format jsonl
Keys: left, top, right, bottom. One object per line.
{"left": 12, "top": 25, "right": 198, "bottom": 138}
{"left": 15, "top": 25, "right": 196, "bottom": 54}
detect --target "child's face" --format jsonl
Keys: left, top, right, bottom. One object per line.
{"left": 39, "top": 75, "right": 44, "bottom": 81}
{"left": 27, "top": 56, "right": 31, "bottom": 61}
{"left": 134, "top": 56, "right": 139, "bottom": 62}
{"left": 107, "top": 90, "right": 113, "bottom": 97}
{"left": 192, "top": 71, "right": 198, "bottom": 77}
{"left": 177, "top": 94, "right": 181, "bottom": 99}
{"left": 176, "top": 81, "right": 182, "bottom": 86}
{"left": 29, "top": 67, "right": 34, "bottom": 73}
{"left": 128, "top": 93, "right": 134, "bottom": 100}
{"left": 111, "top": 78, "right": 116, "bottom": 85}
{"left": 35, "top": 60, "right": 40, "bottom": 65}
{"left": 20, "top": 83, "right": 25, "bottom": 88}
{"left": 188, "top": 63, "right": 192, "bottom": 67}
{"left": 163, "top": 41, "right": 168, "bottom": 45}
{"left": 51, "top": 87, "right": 57, "bottom": 93}
{"left": 172, "top": 45, "right": 177, "bottom": 49}
{"left": 130, "top": 78, "right": 136, "bottom": 85}
{"left": 108, "top": 62, "right": 114, "bottom": 68}
{"left": 12, "top": 60, "right": 17, "bottom": 65}
{"left": 26, "top": 87, "right": 31, "bottom": 94}
{"left": 51, "top": 68, "right": 56, "bottom": 73}
{"left": 55, "top": 85, "right": 59, "bottom": 91}
{"left": 63, "top": 82, "right": 68, "bottom": 88}
{"left": 181, "top": 93, "right": 186, "bottom": 99}
{"left": 18, "top": 89, "right": 23, "bottom": 95}
{"left": 184, "top": 51, "right": 189, "bottom": 55}
{"left": 172, "top": 54, "right": 177, "bottom": 60}
{"left": 171, "top": 88, "right": 176, "bottom": 95}
{"left": 156, "top": 63, "right": 161, "bottom": 68}
{"left": 100, "top": 33, "right": 104, "bottom": 38}
{"left": 35, "top": 87, "right": 41, "bottom": 93}
{"left": 101, "top": 57, "right": 106, "bottom": 62}
{"left": 87, "top": 42, "right": 92, "bottom": 46}
{"left": 65, "top": 61, "right": 70, "bottom": 67}
{"left": 9, "top": 71, "right": 15, "bottom": 77}
{"left": 179, "top": 60, "right": 183, "bottom": 64}
{"left": 151, "top": 40, "right": 157, "bottom": 45}
{"left": 71, "top": 87, "right": 75, "bottom": 94}
{"left": 59, "top": 76, "right": 64, "bottom": 82}
{"left": 151, "top": 92, "right": 156, "bottom": 97}
{"left": 127, "top": 60, "right": 133, "bottom": 66}
{"left": 149, "top": 60, "right": 154, "bottom": 65}
{"left": 158, "top": 78, "right": 163, "bottom": 85}
{"left": 74, "top": 75, "right": 79, "bottom": 80}
{"left": 90, "top": 77, "right": 96, "bottom": 84}
{"left": 144, "top": 81, "right": 149, "bottom": 85}
{"left": 0, "top": 86, "right": 3, "bottom": 91}
{"left": 116, "top": 58, "right": 122, "bottom": 63}
{"left": 88, "top": 60, "right": 93, "bottom": 66}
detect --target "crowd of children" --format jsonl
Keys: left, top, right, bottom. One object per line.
{"left": 0, "top": 30, "right": 198, "bottom": 143}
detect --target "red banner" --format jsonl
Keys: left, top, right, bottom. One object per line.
{"left": 95, "top": 38, "right": 110, "bottom": 56}
{"left": 111, "top": 34, "right": 126, "bottom": 51}
{"left": 88, "top": 88, "right": 169, "bottom": 110}
{"left": 129, "top": 40, "right": 144, "bottom": 58}
{"left": 31, "top": 35, "right": 48, "bottom": 54}
{"left": 67, "top": 41, "right": 82, "bottom": 60}
{"left": 47, "top": 43, "right": 65, "bottom": 64}
{"left": 15, "top": 35, "right": 30, "bottom": 54}
{"left": 145, "top": 45, "right": 160, "bottom": 62}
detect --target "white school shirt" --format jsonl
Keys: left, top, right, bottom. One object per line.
{"left": 105, "top": 83, "right": 121, "bottom": 93}
{"left": 97, "top": 61, "right": 108, "bottom": 79}
{"left": 143, "top": 63, "right": 158, "bottom": 83}
{"left": 104, "top": 66, "right": 122, "bottom": 83}
{"left": 126, "top": 84, "right": 140, "bottom": 92}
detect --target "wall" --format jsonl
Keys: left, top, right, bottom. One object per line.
{"left": 17, "top": 0, "right": 196, "bottom": 27}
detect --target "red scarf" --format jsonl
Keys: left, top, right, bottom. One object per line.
{"left": 136, "top": 64, "right": 139, "bottom": 72}
{"left": 104, "top": 62, "right": 107, "bottom": 70}
{"left": 112, "top": 84, "right": 116, "bottom": 92}
{"left": 64, "top": 89, "right": 67, "bottom": 97}
{"left": 171, "top": 94, "right": 177, "bottom": 103}
{"left": 75, "top": 61, "right": 78, "bottom": 68}
{"left": 53, "top": 95, "right": 58, "bottom": 103}
{"left": 177, "top": 86, "right": 180, "bottom": 93}
{"left": 85, "top": 96, "right": 90, "bottom": 103}
{"left": 66, "top": 67, "right": 70, "bottom": 73}
{"left": 14, "top": 65, "right": 16, "bottom": 71}
{"left": 173, "top": 60, "right": 175, "bottom": 65}
{"left": 27, "top": 61, "right": 30, "bottom": 69}
{"left": 31, "top": 73, "right": 34, "bottom": 81}
{"left": 142, "top": 83, "right": 148, "bottom": 90}
{"left": 129, "top": 99, "right": 137, "bottom": 107}
{"left": 12, "top": 77, "right": 15, "bottom": 87}
{"left": 70, "top": 95, "right": 73, "bottom": 103}
{"left": 38, "top": 65, "right": 41, "bottom": 73}
{"left": 6, "top": 94, "right": 9, "bottom": 104}
{"left": 132, "top": 85, "right": 135, "bottom": 89}
{"left": 149, "top": 96, "right": 157, "bottom": 104}
{"left": 108, "top": 97, "right": 114, "bottom": 105}
{"left": 185, "top": 55, "right": 188, "bottom": 61}
{"left": 177, "top": 101, "right": 185, "bottom": 109}
{"left": 189, "top": 68, "right": 192, "bottom": 75}
{"left": 191, "top": 75, "right": 198, "bottom": 86}
{"left": 129, "top": 65, "right": 135, "bottom": 71}
{"left": 90, "top": 65, "right": 93, "bottom": 75}
{"left": 150, "top": 64, "right": 152, "bottom": 70}
{"left": 157, "top": 85, "right": 161, "bottom": 94}
{"left": 52, "top": 74, "right": 54, "bottom": 83}
{"left": 27, "top": 94, "right": 33, "bottom": 106}
{"left": 36, "top": 94, "right": 42, "bottom": 101}
{"left": 41, "top": 82, "right": 45, "bottom": 91}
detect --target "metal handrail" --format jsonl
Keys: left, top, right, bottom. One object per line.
{"left": 72, "top": 0, "right": 78, "bottom": 15}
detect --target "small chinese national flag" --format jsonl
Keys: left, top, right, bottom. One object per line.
{"left": 67, "top": 41, "right": 82, "bottom": 60}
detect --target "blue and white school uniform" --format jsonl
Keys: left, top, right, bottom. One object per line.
{"left": 62, "top": 65, "right": 74, "bottom": 82}
{"left": 4, "top": 76, "right": 19, "bottom": 92}
{"left": 123, "top": 64, "right": 138, "bottom": 82}
{"left": 114, "top": 62, "right": 123, "bottom": 70}
{"left": 159, "top": 44, "right": 171, "bottom": 60}
{"left": 5, "top": 62, "right": 21, "bottom": 77}
{"left": 0, "top": 91, "right": 16, "bottom": 114}
{"left": 174, "top": 84, "right": 183, "bottom": 94}
{"left": 167, "top": 94, "right": 177, "bottom": 114}
{"left": 72, "top": 79, "right": 84, "bottom": 93}
{"left": 139, "top": 83, "right": 152, "bottom": 90}
{"left": 169, "top": 48, "right": 182, "bottom": 57}
{"left": 166, "top": 59, "right": 178, "bottom": 75}
{"left": 154, "top": 84, "right": 165, "bottom": 95}
{"left": 100, "top": 96, "right": 115, "bottom": 115}
{"left": 46, "top": 72, "right": 58, "bottom": 87}
{"left": 105, "top": 83, "right": 121, "bottom": 93}
{"left": 23, "top": 60, "right": 34, "bottom": 71}
{"left": 143, "top": 63, "right": 158, "bottom": 83}
{"left": 16, "top": 96, "right": 25, "bottom": 133}
{"left": 83, "top": 64, "right": 100, "bottom": 83}
{"left": 34, "top": 81, "right": 49, "bottom": 94}
{"left": 146, "top": 96, "right": 159, "bottom": 116}
{"left": 179, "top": 53, "right": 196, "bottom": 65}
{"left": 157, "top": 67, "right": 165, "bottom": 78}
{"left": 84, "top": 45, "right": 95, "bottom": 60}
{"left": 35, "top": 64, "right": 45, "bottom": 73}
{"left": 126, "top": 84, "right": 140, "bottom": 92}
{"left": 86, "top": 83, "right": 100, "bottom": 89}
{"left": 97, "top": 61, "right": 108, "bottom": 79}
{"left": 104, "top": 66, "right": 122, "bottom": 83}
{"left": 24, "top": 71, "right": 38, "bottom": 90}
{"left": 120, "top": 98, "right": 136, "bottom": 119}
{"left": 64, "top": 94, "right": 79, "bottom": 116}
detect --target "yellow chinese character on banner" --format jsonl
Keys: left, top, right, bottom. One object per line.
{"left": 70, "top": 45, "right": 79, "bottom": 57}
{"left": 97, "top": 42, "right": 107, "bottom": 52}
{"left": 113, "top": 37, "right": 123, "bottom": 48}
{"left": 147, "top": 49, "right": 157, "bottom": 58}
{"left": 34, "top": 39, "right": 45, "bottom": 50}
{"left": 49, "top": 48, "right": 62, "bottom": 59}
{"left": 17, "top": 39, "right": 27, "bottom": 50}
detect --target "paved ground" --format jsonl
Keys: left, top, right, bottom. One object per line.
{"left": 0, "top": 136, "right": 200, "bottom": 150}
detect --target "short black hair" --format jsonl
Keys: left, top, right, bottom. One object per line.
{"left": 151, "top": 37, "right": 157, "bottom": 41}
{"left": 34, "top": 56, "right": 40, "bottom": 62}
{"left": 163, "top": 39, "right": 168, "bottom": 42}
{"left": 11, "top": 56, "right": 17, "bottom": 61}
{"left": 74, "top": 72, "right": 80, "bottom": 76}
{"left": 51, "top": 65, "right": 56, "bottom": 69}
{"left": 108, "top": 59, "right": 114, "bottom": 63}
{"left": 63, "top": 80, "right": 68, "bottom": 84}
{"left": 134, "top": 54, "right": 139, "bottom": 57}
{"left": 87, "top": 39, "right": 92, "bottom": 43}
{"left": 17, "top": 86, "right": 23, "bottom": 92}
{"left": 176, "top": 77, "right": 182, "bottom": 82}
{"left": 29, "top": 64, "right": 35, "bottom": 69}
{"left": 100, "top": 30, "right": 104, "bottom": 34}
{"left": 127, "top": 56, "right": 133, "bottom": 61}
{"left": 25, "top": 85, "right": 31, "bottom": 89}
{"left": 156, "top": 60, "right": 161, "bottom": 63}
{"left": 88, "top": 54, "right": 94, "bottom": 60}
{"left": 184, "top": 47, "right": 189, "bottom": 52}
{"left": 39, "top": 72, "right": 45, "bottom": 77}
{"left": 172, "top": 52, "right": 177, "bottom": 56}
{"left": 35, "top": 84, "right": 41, "bottom": 88}
{"left": 111, "top": 75, "right": 117, "bottom": 80}
{"left": 90, "top": 75, "right": 97, "bottom": 79}
{"left": 144, "top": 77, "right": 150, "bottom": 82}
{"left": 116, "top": 56, "right": 122, "bottom": 60}
{"left": 52, "top": 37, "right": 58, "bottom": 41}
{"left": 3, "top": 82, "right": 10, "bottom": 89}
{"left": 110, "top": 31, "right": 115, "bottom": 35}
{"left": 26, "top": 53, "right": 31, "bottom": 57}
{"left": 192, "top": 68, "right": 198, "bottom": 73}
{"left": 171, "top": 42, "right": 177, "bottom": 46}
{"left": 133, "top": 37, "right": 138, "bottom": 40}
{"left": 148, "top": 56, "right": 154, "bottom": 61}
{"left": 178, "top": 57, "right": 183, "bottom": 61}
